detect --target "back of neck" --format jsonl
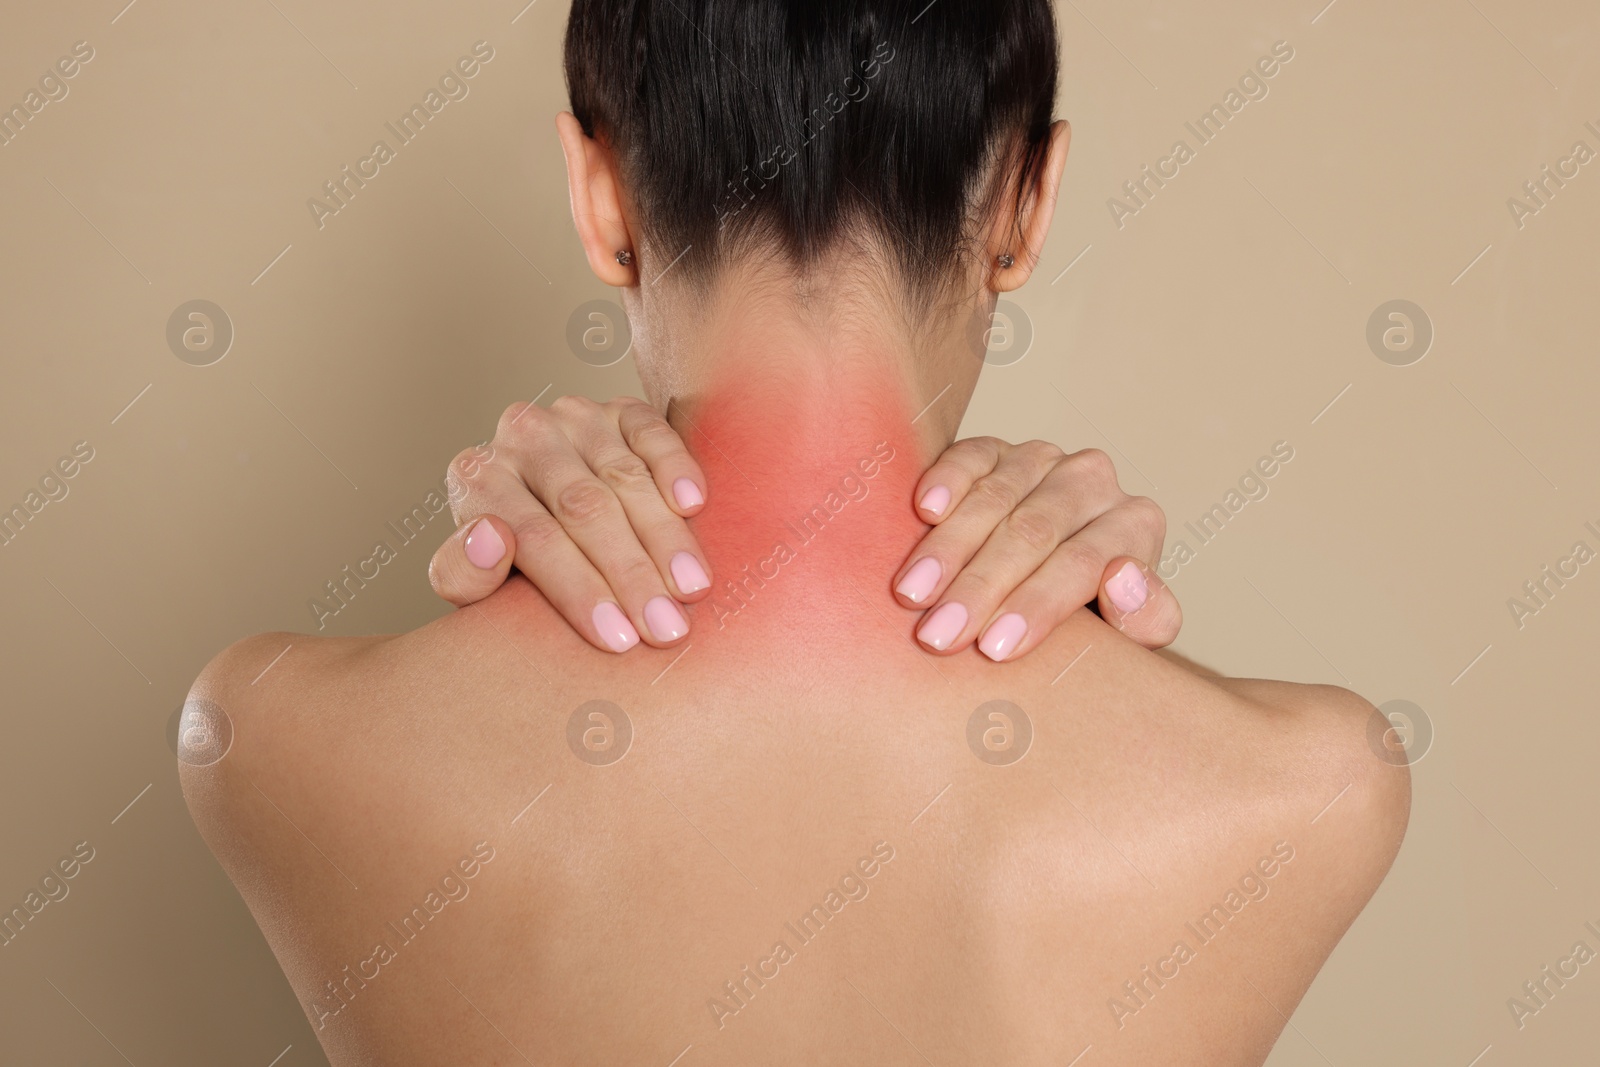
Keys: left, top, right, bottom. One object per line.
{"left": 666, "top": 348, "right": 936, "bottom": 643}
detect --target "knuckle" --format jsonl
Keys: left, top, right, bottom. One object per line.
{"left": 497, "top": 401, "right": 541, "bottom": 438}
{"left": 608, "top": 396, "right": 650, "bottom": 416}
{"left": 1056, "top": 538, "right": 1105, "bottom": 580}
{"left": 948, "top": 565, "right": 1005, "bottom": 606}
{"left": 1019, "top": 439, "right": 1066, "bottom": 466}
{"left": 550, "top": 394, "right": 598, "bottom": 419}
{"left": 963, "top": 436, "right": 1005, "bottom": 462}
{"left": 1068, "top": 447, "right": 1116, "bottom": 483}
{"left": 1003, "top": 508, "right": 1059, "bottom": 554}
{"left": 612, "top": 555, "right": 663, "bottom": 593}
{"left": 509, "top": 513, "right": 562, "bottom": 557}
{"left": 594, "top": 454, "right": 654, "bottom": 492}
{"left": 552, "top": 479, "right": 614, "bottom": 525}
{"left": 967, "top": 475, "right": 1017, "bottom": 511}
{"left": 1127, "top": 495, "right": 1167, "bottom": 539}
{"left": 450, "top": 447, "right": 482, "bottom": 480}
{"left": 944, "top": 437, "right": 997, "bottom": 469}
{"left": 623, "top": 417, "right": 679, "bottom": 453}
{"left": 444, "top": 470, "right": 469, "bottom": 512}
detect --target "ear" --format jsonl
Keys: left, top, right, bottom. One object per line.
{"left": 556, "top": 111, "right": 637, "bottom": 287}
{"left": 988, "top": 120, "right": 1072, "bottom": 292}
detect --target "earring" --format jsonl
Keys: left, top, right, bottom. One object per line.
{"left": 615, "top": 250, "right": 633, "bottom": 266}
{"left": 997, "top": 253, "right": 1015, "bottom": 269}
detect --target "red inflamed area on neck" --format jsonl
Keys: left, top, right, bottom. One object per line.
{"left": 671, "top": 367, "right": 933, "bottom": 644}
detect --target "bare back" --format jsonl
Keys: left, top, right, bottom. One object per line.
{"left": 181, "top": 560, "right": 1407, "bottom": 1066}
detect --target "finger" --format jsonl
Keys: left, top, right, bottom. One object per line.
{"left": 577, "top": 403, "right": 713, "bottom": 603}
{"left": 966, "top": 516, "right": 1171, "bottom": 662}
{"left": 1097, "top": 558, "right": 1182, "bottom": 649}
{"left": 471, "top": 472, "right": 646, "bottom": 652}
{"left": 909, "top": 437, "right": 1005, "bottom": 523}
{"left": 895, "top": 441, "right": 1085, "bottom": 613}
{"left": 523, "top": 402, "right": 691, "bottom": 647}
{"left": 927, "top": 497, "right": 1150, "bottom": 657}
{"left": 454, "top": 454, "right": 646, "bottom": 652}
{"left": 445, "top": 438, "right": 506, "bottom": 528}
{"left": 611, "top": 398, "right": 708, "bottom": 515}
{"left": 428, "top": 516, "right": 517, "bottom": 608}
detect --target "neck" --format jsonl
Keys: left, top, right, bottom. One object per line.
{"left": 636, "top": 269, "right": 985, "bottom": 641}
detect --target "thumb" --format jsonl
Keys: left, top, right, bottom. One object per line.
{"left": 429, "top": 516, "right": 517, "bottom": 608}
{"left": 1098, "top": 558, "right": 1182, "bottom": 649}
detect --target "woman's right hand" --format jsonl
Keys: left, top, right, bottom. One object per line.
{"left": 429, "top": 396, "right": 712, "bottom": 652}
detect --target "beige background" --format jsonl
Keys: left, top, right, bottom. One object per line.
{"left": 1, "top": 0, "right": 1596, "bottom": 1063}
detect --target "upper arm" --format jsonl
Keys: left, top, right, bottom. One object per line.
{"left": 1178, "top": 678, "right": 1412, "bottom": 1037}
{"left": 1234, "top": 679, "right": 1411, "bottom": 940}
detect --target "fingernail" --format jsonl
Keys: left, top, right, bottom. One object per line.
{"left": 593, "top": 602, "right": 640, "bottom": 652}
{"left": 644, "top": 596, "right": 689, "bottom": 642}
{"left": 464, "top": 519, "right": 505, "bottom": 569}
{"left": 979, "top": 613, "right": 1028, "bottom": 662}
{"left": 670, "top": 551, "right": 710, "bottom": 595}
{"left": 673, "top": 478, "right": 704, "bottom": 509}
{"left": 895, "top": 557, "right": 943, "bottom": 604}
{"left": 917, "top": 602, "right": 968, "bottom": 651}
{"left": 1107, "top": 562, "right": 1149, "bottom": 615}
{"left": 919, "top": 484, "right": 952, "bottom": 517}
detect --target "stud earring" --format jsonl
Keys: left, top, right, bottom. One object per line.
{"left": 997, "top": 253, "right": 1015, "bottom": 269}
{"left": 615, "top": 250, "right": 633, "bottom": 266}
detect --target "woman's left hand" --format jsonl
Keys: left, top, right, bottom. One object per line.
{"left": 894, "top": 438, "right": 1180, "bottom": 660}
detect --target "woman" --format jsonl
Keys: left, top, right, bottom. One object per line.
{"left": 180, "top": 2, "right": 1409, "bottom": 1064}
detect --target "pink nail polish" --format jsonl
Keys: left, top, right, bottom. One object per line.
{"left": 917, "top": 602, "right": 968, "bottom": 651}
{"left": 895, "top": 557, "right": 943, "bottom": 604}
{"left": 464, "top": 519, "right": 505, "bottom": 569}
{"left": 1107, "top": 562, "right": 1149, "bottom": 615}
{"left": 644, "top": 596, "right": 689, "bottom": 642}
{"left": 673, "top": 478, "right": 704, "bottom": 509}
{"left": 979, "top": 613, "right": 1028, "bottom": 662}
{"left": 919, "top": 484, "right": 952, "bottom": 517}
{"left": 670, "top": 552, "right": 710, "bottom": 595}
{"left": 593, "top": 602, "right": 640, "bottom": 652}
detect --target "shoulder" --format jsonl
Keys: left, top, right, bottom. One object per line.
{"left": 1214, "top": 676, "right": 1411, "bottom": 927}
{"left": 175, "top": 631, "right": 389, "bottom": 861}
{"left": 1138, "top": 644, "right": 1411, "bottom": 857}
{"left": 180, "top": 629, "right": 386, "bottom": 750}
{"left": 1221, "top": 678, "right": 1411, "bottom": 828}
